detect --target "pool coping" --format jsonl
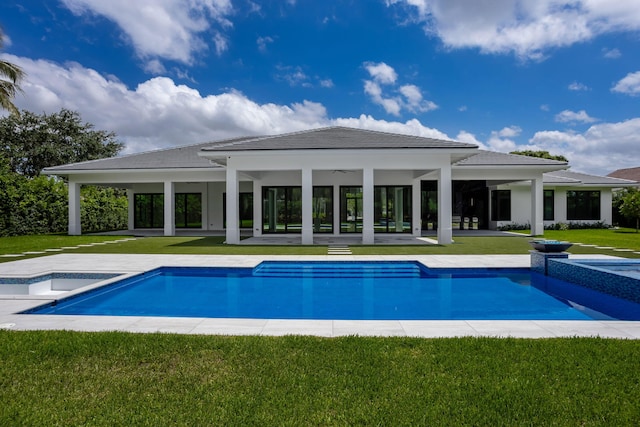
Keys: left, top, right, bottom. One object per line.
{"left": 1, "top": 253, "right": 639, "bottom": 339}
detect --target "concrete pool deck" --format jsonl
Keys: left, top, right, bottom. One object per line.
{"left": 1, "top": 253, "right": 639, "bottom": 339}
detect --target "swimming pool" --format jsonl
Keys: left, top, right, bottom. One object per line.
{"left": 25, "top": 261, "right": 640, "bottom": 320}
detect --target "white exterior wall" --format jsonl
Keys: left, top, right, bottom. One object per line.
{"left": 495, "top": 183, "right": 614, "bottom": 228}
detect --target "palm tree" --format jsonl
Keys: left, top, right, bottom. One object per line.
{"left": 0, "top": 29, "right": 25, "bottom": 115}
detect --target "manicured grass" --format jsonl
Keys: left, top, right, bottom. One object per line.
{"left": 511, "top": 228, "right": 640, "bottom": 257}
{"left": 1, "top": 228, "right": 639, "bottom": 259}
{"left": 0, "top": 234, "right": 132, "bottom": 256}
{"left": 1, "top": 331, "right": 639, "bottom": 426}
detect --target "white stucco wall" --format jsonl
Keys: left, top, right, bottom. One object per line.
{"left": 494, "top": 183, "right": 613, "bottom": 228}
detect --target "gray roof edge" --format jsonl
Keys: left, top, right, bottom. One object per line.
{"left": 546, "top": 170, "right": 640, "bottom": 186}
{"left": 42, "top": 166, "right": 221, "bottom": 175}
{"left": 200, "top": 126, "right": 477, "bottom": 151}
{"left": 456, "top": 150, "right": 568, "bottom": 166}
{"left": 42, "top": 136, "right": 257, "bottom": 172}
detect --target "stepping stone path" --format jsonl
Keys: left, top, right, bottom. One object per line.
{"left": 327, "top": 245, "right": 352, "bottom": 255}
{"left": 1, "top": 238, "right": 138, "bottom": 259}
{"left": 574, "top": 242, "right": 640, "bottom": 257}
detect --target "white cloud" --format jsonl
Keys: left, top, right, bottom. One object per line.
{"left": 1, "top": 33, "right": 11, "bottom": 47}
{"left": 60, "top": 0, "right": 233, "bottom": 65}
{"left": 487, "top": 126, "right": 521, "bottom": 151}
{"left": 540, "top": 104, "right": 550, "bottom": 111}
{"left": 143, "top": 59, "right": 167, "bottom": 75}
{"left": 364, "top": 80, "right": 402, "bottom": 115}
{"left": 364, "top": 62, "right": 398, "bottom": 85}
{"left": 612, "top": 71, "right": 640, "bottom": 96}
{"left": 555, "top": 109, "right": 598, "bottom": 123}
{"left": 602, "top": 47, "right": 621, "bottom": 58}
{"left": 455, "top": 130, "right": 486, "bottom": 149}
{"left": 319, "top": 79, "right": 334, "bottom": 88}
{"left": 497, "top": 126, "right": 521, "bottom": 138}
{"left": 7, "top": 53, "right": 636, "bottom": 176}
{"left": 568, "top": 81, "right": 589, "bottom": 91}
{"left": 334, "top": 115, "right": 450, "bottom": 140}
{"left": 3, "top": 54, "right": 449, "bottom": 155}
{"left": 362, "top": 62, "right": 437, "bottom": 116}
{"left": 529, "top": 118, "right": 640, "bottom": 174}
{"left": 257, "top": 36, "right": 274, "bottom": 53}
{"left": 386, "top": 0, "right": 640, "bottom": 59}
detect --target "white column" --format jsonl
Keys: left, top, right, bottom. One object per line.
{"left": 253, "top": 179, "right": 262, "bottom": 237}
{"left": 333, "top": 185, "right": 340, "bottom": 235}
{"left": 412, "top": 179, "right": 421, "bottom": 237}
{"left": 362, "top": 167, "right": 374, "bottom": 244}
{"left": 394, "top": 187, "right": 403, "bottom": 232}
{"left": 302, "top": 168, "right": 313, "bottom": 244}
{"left": 225, "top": 167, "right": 240, "bottom": 244}
{"left": 555, "top": 189, "right": 567, "bottom": 223}
{"left": 601, "top": 190, "right": 613, "bottom": 225}
{"left": 530, "top": 177, "right": 544, "bottom": 236}
{"left": 437, "top": 166, "right": 453, "bottom": 244}
{"left": 127, "top": 189, "right": 135, "bottom": 231}
{"left": 201, "top": 185, "right": 208, "bottom": 230}
{"left": 68, "top": 181, "right": 81, "bottom": 235}
{"left": 163, "top": 181, "right": 175, "bottom": 236}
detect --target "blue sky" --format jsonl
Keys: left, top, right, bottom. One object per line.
{"left": 2, "top": 0, "right": 640, "bottom": 175}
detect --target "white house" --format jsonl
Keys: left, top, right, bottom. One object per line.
{"left": 43, "top": 126, "right": 637, "bottom": 244}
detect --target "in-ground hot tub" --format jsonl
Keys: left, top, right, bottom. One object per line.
{"left": 547, "top": 259, "right": 640, "bottom": 304}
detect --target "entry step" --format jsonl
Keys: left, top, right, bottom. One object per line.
{"left": 327, "top": 245, "right": 352, "bottom": 255}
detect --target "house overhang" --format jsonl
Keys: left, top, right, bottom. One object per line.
{"left": 41, "top": 167, "right": 226, "bottom": 185}
{"left": 198, "top": 147, "right": 480, "bottom": 170}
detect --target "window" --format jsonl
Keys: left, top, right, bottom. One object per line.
{"left": 135, "top": 193, "right": 203, "bottom": 229}
{"left": 340, "top": 187, "right": 362, "bottom": 233}
{"left": 262, "top": 187, "right": 302, "bottom": 233}
{"left": 313, "top": 186, "right": 333, "bottom": 233}
{"left": 543, "top": 190, "right": 554, "bottom": 221}
{"left": 567, "top": 190, "right": 600, "bottom": 220}
{"left": 175, "top": 193, "right": 202, "bottom": 228}
{"left": 134, "top": 194, "right": 164, "bottom": 228}
{"left": 374, "top": 186, "right": 412, "bottom": 233}
{"left": 490, "top": 190, "right": 511, "bottom": 221}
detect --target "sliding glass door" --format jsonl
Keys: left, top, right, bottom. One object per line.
{"left": 374, "top": 186, "right": 411, "bottom": 233}
{"left": 262, "top": 187, "right": 302, "bottom": 233}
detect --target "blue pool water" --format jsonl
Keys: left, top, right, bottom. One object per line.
{"left": 26, "top": 261, "right": 640, "bottom": 320}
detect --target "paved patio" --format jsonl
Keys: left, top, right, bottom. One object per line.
{"left": 1, "top": 253, "right": 639, "bottom": 338}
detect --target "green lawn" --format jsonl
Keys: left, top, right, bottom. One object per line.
{"left": 1, "top": 331, "right": 639, "bottom": 426}
{"left": 1, "top": 231, "right": 640, "bottom": 424}
{"left": 1, "top": 228, "right": 638, "bottom": 259}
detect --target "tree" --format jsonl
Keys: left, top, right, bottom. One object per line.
{"left": 0, "top": 109, "right": 127, "bottom": 236}
{"left": 619, "top": 188, "right": 640, "bottom": 232}
{"left": 509, "top": 150, "right": 568, "bottom": 162}
{"left": 0, "top": 109, "right": 123, "bottom": 177}
{"left": 0, "top": 29, "right": 25, "bottom": 115}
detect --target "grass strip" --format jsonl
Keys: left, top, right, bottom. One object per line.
{"left": 1, "top": 331, "right": 639, "bottom": 426}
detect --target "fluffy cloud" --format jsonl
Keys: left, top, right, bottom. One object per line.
{"left": 3, "top": 54, "right": 447, "bottom": 154}
{"left": 6, "top": 53, "right": 636, "bottom": 175}
{"left": 612, "top": 71, "right": 640, "bottom": 96}
{"left": 529, "top": 118, "right": 640, "bottom": 174}
{"left": 363, "top": 62, "right": 398, "bottom": 84}
{"left": 386, "top": 0, "right": 640, "bottom": 59}
{"left": 60, "top": 0, "right": 233, "bottom": 65}
{"left": 554, "top": 109, "right": 598, "bottom": 123}
{"left": 363, "top": 62, "right": 437, "bottom": 116}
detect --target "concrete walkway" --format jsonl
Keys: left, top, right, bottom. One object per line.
{"left": 1, "top": 253, "right": 639, "bottom": 338}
